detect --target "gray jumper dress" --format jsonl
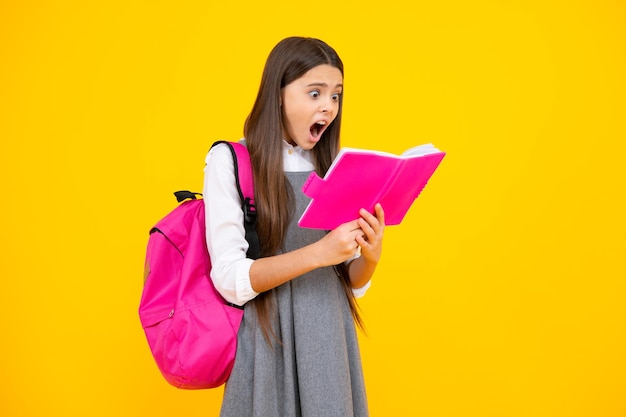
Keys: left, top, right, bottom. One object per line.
{"left": 220, "top": 171, "right": 369, "bottom": 417}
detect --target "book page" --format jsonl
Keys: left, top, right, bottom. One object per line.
{"left": 401, "top": 143, "right": 440, "bottom": 156}
{"left": 324, "top": 147, "right": 386, "bottom": 177}
{"left": 326, "top": 144, "right": 441, "bottom": 178}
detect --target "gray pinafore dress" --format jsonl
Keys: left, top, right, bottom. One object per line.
{"left": 220, "top": 171, "right": 369, "bottom": 417}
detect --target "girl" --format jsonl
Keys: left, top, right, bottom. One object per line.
{"left": 203, "top": 36, "right": 385, "bottom": 417}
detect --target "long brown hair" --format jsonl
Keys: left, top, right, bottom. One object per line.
{"left": 244, "top": 37, "right": 362, "bottom": 342}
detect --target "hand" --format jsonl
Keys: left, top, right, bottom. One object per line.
{"left": 355, "top": 203, "right": 385, "bottom": 264}
{"left": 315, "top": 219, "right": 365, "bottom": 266}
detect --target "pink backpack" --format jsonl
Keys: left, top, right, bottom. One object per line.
{"left": 139, "top": 141, "right": 259, "bottom": 389}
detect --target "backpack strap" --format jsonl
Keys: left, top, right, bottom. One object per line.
{"left": 210, "top": 140, "right": 261, "bottom": 260}
{"left": 173, "top": 190, "right": 202, "bottom": 202}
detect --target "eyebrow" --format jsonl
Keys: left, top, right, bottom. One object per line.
{"left": 306, "top": 82, "right": 343, "bottom": 89}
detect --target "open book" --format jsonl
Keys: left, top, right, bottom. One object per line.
{"left": 298, "top": 144, "right": 446, "bottom": 230}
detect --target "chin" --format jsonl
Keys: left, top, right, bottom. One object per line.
{"left": 302, "top": 142, "right": 319, "bottom": 151}
{"left": 294, "top": 138, "right": 317, "bottom": 150}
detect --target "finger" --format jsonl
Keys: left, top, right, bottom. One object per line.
{"left": 357, "top": 218, "right": 374, "bottom": 241}
{"left": 358, "top": 208, "right": 378, "bottom": 225}
{"left": 355, "top": 234, "right": 368, "bottom": 247}
{"left": 353, "top": 229, "right": 365, "bottom": 243}
{"left": 358, "top": 209, "right": 380, "bottom": 234}
{"left": 337, "top": 218, "right": 361, "bottom": 232}
{"left": 360, "top": 205, "right": 385, "bottom": 229}
{"left": 374, "top": 203, "right": 386, "bottom": 227}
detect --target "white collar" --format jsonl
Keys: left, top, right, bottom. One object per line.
{"left": 282, "top": 140, "right": 315, "bottom": 172}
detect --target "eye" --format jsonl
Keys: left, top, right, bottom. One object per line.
{"left": 309, "top": 90, "right": 320, "bottom": 98}
{"left": 331, "top": 92, "right": 341, "bottom": 102}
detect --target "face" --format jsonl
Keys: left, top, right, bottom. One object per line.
{"left": 281, "top": 64, "right": 343, "bottom": 150}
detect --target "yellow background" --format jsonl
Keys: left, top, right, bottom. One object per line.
{"left": 1, "top": 0, "right": 625, "bottom": 416}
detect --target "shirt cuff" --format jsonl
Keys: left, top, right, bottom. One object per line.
{"left": 351, "top": 279, "right": 371, "bottom": 298}
{"left": 233, "top": 257, "right": 258, "bottom": 305}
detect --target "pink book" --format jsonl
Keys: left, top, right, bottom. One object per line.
{"left": 298, "top": 144, "right": 446, "bottom": 230}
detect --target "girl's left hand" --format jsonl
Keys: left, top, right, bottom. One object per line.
{"left": 355, "top": 203, "right": 385, "bottom": 264}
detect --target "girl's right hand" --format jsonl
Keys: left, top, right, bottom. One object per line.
{"left": 250, "top": 219, "right": 364, "bottom": 294}
{"left": 314, "top": 219, "right": 364, "bottom": 266}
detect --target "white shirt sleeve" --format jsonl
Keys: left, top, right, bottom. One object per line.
{"left": 204, "top": 140, "right": 371, "bottom": 305}
{"left": 203, "top": 143, "right": 258, "bottom": 306}
{"left": 351, "top": 279, "right": 371, "bottom": 298}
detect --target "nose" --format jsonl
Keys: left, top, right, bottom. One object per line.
{"left": 319, "top": 96, "right": 333, "bottom": 113}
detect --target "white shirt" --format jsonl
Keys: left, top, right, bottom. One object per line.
{"left": 203, "top": 140, "right": 371, "bottom": 306}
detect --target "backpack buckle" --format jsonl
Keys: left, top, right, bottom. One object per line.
{"left": 243, "top": 197, "right": 256, "bottom": 224}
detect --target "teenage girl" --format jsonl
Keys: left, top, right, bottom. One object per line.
{"left": 203, "top": 36, "right": 385, "bottom": 417}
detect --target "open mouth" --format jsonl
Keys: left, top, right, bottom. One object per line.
{"left": 310, "top": 121, "right": 327, "bottom": 138}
